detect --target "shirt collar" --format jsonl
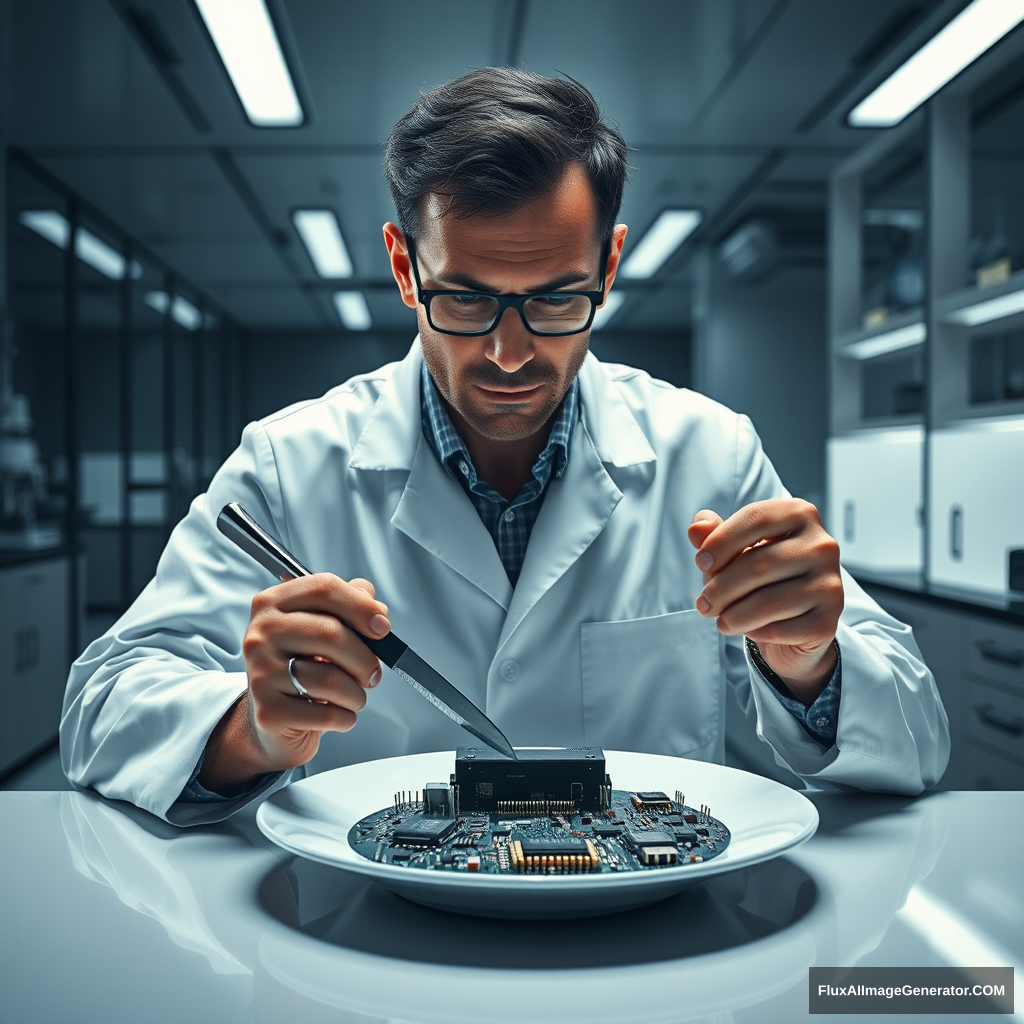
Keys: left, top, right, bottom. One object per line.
{"left": 420, "top": 362, "right": 579, "bottom": 485}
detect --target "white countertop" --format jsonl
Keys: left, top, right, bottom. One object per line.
{"left": 1, "top": 789, "right": 1021, "bottom": 1023}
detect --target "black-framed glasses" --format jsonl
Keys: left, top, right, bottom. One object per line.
{"left": 406, "top": 236, "right": 610, "bottom": 337}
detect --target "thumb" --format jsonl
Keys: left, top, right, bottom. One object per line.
{"left": 687, "top": 509, "right": 723, "bottom": 550}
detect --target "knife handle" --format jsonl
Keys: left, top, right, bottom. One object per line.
{"left": 217, "top": 502, "right": 408, "bottom": 669}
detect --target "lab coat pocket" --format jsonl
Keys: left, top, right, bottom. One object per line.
{"left": 581, "top": 609, "right": 720, "bottom": 756}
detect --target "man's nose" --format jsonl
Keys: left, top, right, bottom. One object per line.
{"left": 486, "top": 306, "right": 535, "bottom": 373}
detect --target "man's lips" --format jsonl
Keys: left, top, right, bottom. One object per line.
{"left": 475, "top": 383, "right": 544, "bottom": 404}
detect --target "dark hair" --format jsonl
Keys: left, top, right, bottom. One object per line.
{"left": 385, "top": 68, "right": 628, "bottom": 243}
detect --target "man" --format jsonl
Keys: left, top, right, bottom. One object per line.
{"left": 61, "top": 70, "right": 948, "bottom": 825}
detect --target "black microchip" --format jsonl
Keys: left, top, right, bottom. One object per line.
{"left": 592, "top": 824, "right": 623, "bottom": 838}
{"left": 624, "top": 825, "right": 676, "bottom": 849}
{"left": 636, "top": 791, "right": 670, "bottom": 803}
{"left": 672, "top": 828, "right": 699, "bottom": 847}
{"left": 516, "top": 834, "right": 588, "bottom": 857}
{"left": 391, "top": 815, "right": 459, "bottom": 846}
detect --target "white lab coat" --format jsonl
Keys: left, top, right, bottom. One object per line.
{"left": 61, "top": 341, "right": 949, "bottom": 824}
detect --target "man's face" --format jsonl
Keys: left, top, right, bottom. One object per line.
{"left": 385, "top": 164, "right": 626, "bottom": 446}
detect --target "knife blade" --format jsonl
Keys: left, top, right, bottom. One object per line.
{"left": 216, "top": 502, "right": 517, "bottom": 760}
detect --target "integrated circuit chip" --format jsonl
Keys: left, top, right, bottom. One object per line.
{"left": 630, "top": 791, "right": 674, "bottom": 812}
{"left": 510, "top": 834, "right": 600, "bottom": 873}
{"left": 391, "top": 815, "right": 459, "bottom": 847}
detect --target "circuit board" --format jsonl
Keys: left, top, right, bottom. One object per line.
{"left": 347, "top": 747, "right": 730, "bottom": 875}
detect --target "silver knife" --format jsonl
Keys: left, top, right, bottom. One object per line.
{"left": 217, "top": 502, "right": 517, "bottom": 761}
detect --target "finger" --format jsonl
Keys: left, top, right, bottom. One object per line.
{"left": 267, "top": 574, "right": 391, "bottom": 638}
{"left": 744, "top": 606, "right": 839, "bottom": 648}
{"left": 255, "top": 690, "right": 359, "bottom": 735}
{"left": 713, "top": 576, "right": 819, "bottom": 637}
{"left": 698, "top": 535, "right": 814, "bottom": 616}
{"left": 288, "top": 658, "right": 369, "bottom": 711}
{"left": 246, "top": 609, "right": 382, "bottom": 688}
{"left": 349, "top": 578, "right": 381, "bottom": 607}
{"left": 694, "top": 499, "right": 817, "bottom": 575}
{"left": 687, "top": 509, "right": 723, "bottom": 552}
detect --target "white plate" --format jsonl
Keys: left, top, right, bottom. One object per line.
{"left": 256, "top": 749, "right": 818, "bottom": 919}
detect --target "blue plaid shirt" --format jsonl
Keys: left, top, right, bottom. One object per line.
{"left": 420, "top": 363, "right": 577, "bottom": 586}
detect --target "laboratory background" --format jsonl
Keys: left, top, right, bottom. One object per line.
{"left": 1, "top": 0, "right": 1023, "bottom": 794}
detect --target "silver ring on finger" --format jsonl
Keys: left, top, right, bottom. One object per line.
{"left": 287, "top": 657, "right": 309, "bottom": 697}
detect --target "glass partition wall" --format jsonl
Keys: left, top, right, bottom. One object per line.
{"left": 4, "top": 151, "right": 244, "bottom": 650}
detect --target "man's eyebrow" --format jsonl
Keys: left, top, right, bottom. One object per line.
{"left": 434, "top": 267, "right": 596, "bottom": 292}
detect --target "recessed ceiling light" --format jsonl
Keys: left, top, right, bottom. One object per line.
{"left": 947, "top": 288, "right": 1024, "bottom": 327}
{"left": 194, "top": 0, "right": 304, "bottom": 127}
{"left": 20, "top": 210, "right": 143, "bottom": 280}
{"left": 620, "top": 210, "right": 702, "bottom": 279}
{"left": 849, "top": 0, "right": 1024, "bottom": 128}
{"left": 144, "top": 291, "right": 203, "bottom": 331}
{"left": 841, "top": 322, "right": 925, "bottom": 359}
{"left": 591, "top": 291, "right": 625, "bottom": 330}
{"left": 292, "top": 210, "right": 353, "bottom": 278}
{"left": 333, "top": 291, "right": 372, "bottom": 331}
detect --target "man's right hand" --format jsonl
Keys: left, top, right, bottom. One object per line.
{"left": 198, "top": 573, "right": 391, "bottom": 794}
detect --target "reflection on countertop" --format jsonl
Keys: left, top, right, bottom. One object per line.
{"left": 1, "top": 788, "right": 1020, "bottom": 1024}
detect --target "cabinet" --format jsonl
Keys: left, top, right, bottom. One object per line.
{"left": 860, "top": 579, "right": 1024, "bottom": 791}
{"left": 828, "top": 31, "right": 1024, "bottom": 595}
{"left": 0, "top": 553, "right": 73, "bottom": 774}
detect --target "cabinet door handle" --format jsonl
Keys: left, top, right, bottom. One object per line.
{"left": 975, "top": 640, "right": 1024, "bottom": 668}
{"left": 949, "top": 506, "right": 963, "bottom": 561}
{"left": 973, "top": 703, "right": 1024, "bottom": 736}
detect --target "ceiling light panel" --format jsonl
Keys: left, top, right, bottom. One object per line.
{"left": 620, "top": 210, "right": 702, "bottom": 280}
{"left": 292, "top": 210, "right": 353, "bottom": 278}
{"left": 144, "top": 292, "right": 204, "bottom": 331}
{"left": 334, "top": 291, "right": 372, "bottom": 331}
{"left": 849, "top": 0, "right": 1024, "bottom": 127}
{"left": 841, "top": 322, "right": 926, "bottom": 360}
{"left": 194, "top": 0, "right": 304, "bottom": 127}
{"left": 20, "top": 210, "right": 142, "bottom": 280}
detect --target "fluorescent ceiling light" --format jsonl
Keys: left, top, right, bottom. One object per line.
{"left": 947, "top": 288, "right": 1024, "bottom": 326}
{"left": 194, "top": 0, "right": 303, "bottom": 127}
{"left": 862, "top": 208, "right": 924, "bottom": 232}
{"left": 19, "top": 210, "right": 69, "bottom": 248}
{"left": 849, "top": 0, "right": 1024, "bottom": 127}
{"left": 144, "top": 291, "right": 203, "bottom": 331}
{"left": 841, "top": 321, "right": 925, "bottom": 359}
{"left": 620, "top": 210, "right": 702, "bottom": 279}
{"left": 333, "top": 291, "right": 372, "bottom": 331}
{"left": 292, "top": 210, "right": 353, "bottom": 278}
{"left": 591, "top": 291, "right": 625, "bottom": 330}
{"left": 19, "top": 210, "right": 143, "bottom": 280}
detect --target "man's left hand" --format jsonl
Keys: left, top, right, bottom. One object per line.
{"left": 687, "top": 499, "right": 844, "bottom": 705}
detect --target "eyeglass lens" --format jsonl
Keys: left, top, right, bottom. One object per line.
{"left": 429, "top": 293, "right": 593, "bottom": 334}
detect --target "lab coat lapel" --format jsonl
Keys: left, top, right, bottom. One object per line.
{"left": 350, "top": 338, "right": 512, "bottom": 609}
{"left": 392, "top": 436, "right": 513, "bottom": 610}
{"left": 498, "top": 416, "right": 622, "bottom": 647}
{"left": 497, "top": 355, "right": 658, "bottom": 646}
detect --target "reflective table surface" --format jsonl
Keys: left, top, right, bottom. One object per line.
{"left": 1, "top": 789, "right": 1021, "bottom": 1023}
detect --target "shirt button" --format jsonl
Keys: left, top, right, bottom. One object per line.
{"left": 459, "top": 461, "right": 469, "bottom": 476}
{"left": 504, "top": 509, "right": 515, "bottom": 522}
{"left": 816, "top": 716, "right": 831, "bottom": 728}
{"left": 500, "top": 659, "right": 520, "bottom": 681}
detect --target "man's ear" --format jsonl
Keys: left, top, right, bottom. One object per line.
{"left": 599, "top": 223, "right": 628, "bottom": 303}
{"left": 382, "top": 222, "right": 417, "bottom": 309}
